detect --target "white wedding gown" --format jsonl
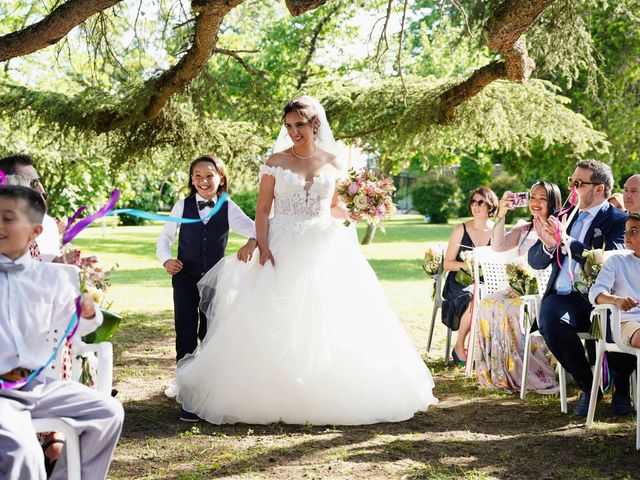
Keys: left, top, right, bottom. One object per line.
{"left": 175, "top": 165, "right": 437, "bottom": 425}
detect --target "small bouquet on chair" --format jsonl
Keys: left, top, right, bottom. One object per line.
{"left": 505, "top": 258, "right": 538, "bottom": 296}
{"left": 422, "top": 246, "right": 442, "bottom": 276}
{"left": 573, "top": 247, "right": 605, "bottom": 338}
{"left": 77, "top": 258, "right": 121, "bottom": 387}
{"left": 337, "top": 168, "right": 396, "bottom": 229}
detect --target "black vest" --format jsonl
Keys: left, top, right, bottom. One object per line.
{"left": 177, "top": 197, "right": 229, "bottom": 278}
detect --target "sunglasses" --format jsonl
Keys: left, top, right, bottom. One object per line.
{"left": 469, "top": 199, "right": 487, "bottom": 207}
{"left": 567, "top": 177, "right": 602, "bottom": 189}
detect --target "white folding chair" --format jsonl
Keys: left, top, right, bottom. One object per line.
{"left": 588, "top": 304, "right": 640, "bottom": 449}
{"left": 466, "top": 246, "right": 518, "bottom": 377}
{"left": 425, "top": 244, "right": 453, "bottom": 364}
{"left": 33, "top": 262, "right": 115, "bottom": 480}
{"left": 586, "top": 250, "right": 637, "bottom": 429}
{"left": 519, "top": 266, "right": 551, "bottom": 399}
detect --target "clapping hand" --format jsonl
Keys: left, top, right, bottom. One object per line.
{"left": 533, "top": 215, "right": 558, "bottom": 250}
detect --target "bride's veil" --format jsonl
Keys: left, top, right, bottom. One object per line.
{"left": 272, "top": 95, "right": 338, "bottom": 156}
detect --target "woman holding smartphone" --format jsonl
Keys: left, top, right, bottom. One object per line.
{"left": 475, "top": 181, "right": 562, "bottom": 393}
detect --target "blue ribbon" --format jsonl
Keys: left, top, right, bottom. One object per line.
{"left": 105, "top": 193, "right": 229, "bottom": 223}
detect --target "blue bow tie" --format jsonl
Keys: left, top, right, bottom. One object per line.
{"left": 0, "top": 262, "right": 25, "bottom": 273}
{"left": 197, "top": 199, "right": 215, "bottom": 210}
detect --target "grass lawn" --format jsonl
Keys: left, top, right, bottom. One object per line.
{"left": 72, "top": 215, "right": 639, "bottom": 480}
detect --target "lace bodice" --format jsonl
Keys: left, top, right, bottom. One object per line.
{"left": 259, "top": 165, "right": 337, "bottom": 220}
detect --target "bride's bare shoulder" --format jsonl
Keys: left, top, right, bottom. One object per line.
{"left": 266, "top": 151, "right": 291, "bottom": 168}
{"left": 317, "top": 148, "right": 342, "bottom": 171}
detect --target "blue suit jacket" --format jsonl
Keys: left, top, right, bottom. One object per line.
{"left": 528, "top": 202, "right": 627, "bottom": 298}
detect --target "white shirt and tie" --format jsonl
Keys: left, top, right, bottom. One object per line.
{"left": 156, "top": 194, "right": 256, "bottom": 266}
{"left": 0, "top": 252, "right": 102, "bottom": 374}
{"left": 546, "top": 201, "right": 608, "bottom": 294}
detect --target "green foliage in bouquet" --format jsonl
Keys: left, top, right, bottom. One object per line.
{"left": 454, "top": 250, "right": 474, "bottom": 287}
{"left": 82, "top": 310, "right": 122, "bottom": 344}
{"left": 505, "top": 260, "right": 538, "bottom": 296}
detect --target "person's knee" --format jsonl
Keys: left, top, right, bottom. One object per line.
{"left": 631, "top": 330, "right": 640, "bottom": 349}
{"left": 100, "top": 397, "right": 124, "bottom": 430}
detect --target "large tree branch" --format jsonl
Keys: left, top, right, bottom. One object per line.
{"left": 0, "top": 0, "right": 123, "bottom": 62}
{"left": 434, "top": 0, "right": 552, "bottom": 124}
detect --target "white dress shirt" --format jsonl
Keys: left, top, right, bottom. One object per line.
{"left": 35, "top": 213, "right": 62, "bottom": 262}
{"left": 156, "top": 195, "right": 256, "bottom": 265}
{"left": 0, "top": 252, "right": 103, "bottom": 373}
{"left": 589, "top": 251, "right": 640, "bottom": 323}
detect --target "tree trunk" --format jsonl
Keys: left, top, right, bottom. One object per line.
{"left": 361, "top": 223, "right": 377, "bottom": 245}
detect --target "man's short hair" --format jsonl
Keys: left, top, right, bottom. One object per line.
{"left": 0, "top": 185, "right": 46, "bottom": 223}
{"left": 0, "top": 154, "right": 35, "bottom": 176}
{"left": 576, "top": 159, "right": 614, "bottom": 198}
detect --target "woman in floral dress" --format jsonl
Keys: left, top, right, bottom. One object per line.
{"left": 475, "top": 181, "right": 562, "bottom": 393}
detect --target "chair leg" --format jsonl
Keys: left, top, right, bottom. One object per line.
{"left": 465, "top": 312, "right": 477, "bottom": 378}
{"left": 444, "top": 326, "right": 452, "bottom": 366}
{"left": 631, "top": 371, "right": 637, "bottom": 413}
{"left": 426, "top": 304, "right": 439, "bottom": 353}
{"left": 587, "top": 341, "right": 605, "bottom": 427}
{"left": 559, "top": 364, "right": 568, "bottom": 414}
{"left": 520, "top": 331, "right": 533, "bottom": 400}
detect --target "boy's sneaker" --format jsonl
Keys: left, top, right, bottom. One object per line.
{"left": 180, "top": 408, "right": 200, "bottom": 422}
{"left": 164, "top": 380, "right": 178, "bottom": 398}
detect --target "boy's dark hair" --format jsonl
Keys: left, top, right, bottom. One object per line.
{"left": 187, "top": 155, "right": 228, "bottom": 198}
{"left": 0, "top": 185, "right": 46, "bottom": 223}
{"left": 0, "top": 154, "right": 35, "bottom": 175}
{"left": 627, "top": 212, "right": 640, "bottom": 223}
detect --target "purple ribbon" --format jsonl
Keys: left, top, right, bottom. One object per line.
{"left": 0, "top": 169, "right": 6, "bottom": 186}
{"left": 65, "top": 205, "right": 87, "bottom": 233}
{"left": 62, "top": 189, "right": 120, "bottom": 246}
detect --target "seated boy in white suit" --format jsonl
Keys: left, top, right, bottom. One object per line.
{"left": 0, "top": 185, "right": 124, "bottom": 480}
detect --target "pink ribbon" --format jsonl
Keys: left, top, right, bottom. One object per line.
{"left": 555, "top": 188, "right": 580, "bottom": 284}
{"left": 0, "top": 169, "right": 6, "bottom": 186}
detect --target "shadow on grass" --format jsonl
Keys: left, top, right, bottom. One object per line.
{"left": 114, "top": 362, "right": 638, "bottom": 480}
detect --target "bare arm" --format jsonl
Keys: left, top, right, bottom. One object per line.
{"left": 255, "top": 171, "right": 276, "bottom": 266}
{"left": 443, "top": 224, "right": 466, "bottom": 272}
{"left": 595, "top": 292, "right": 640, "bottom": 312}
{"left": 492, "top": 222, "right": 524, "bottom": 252}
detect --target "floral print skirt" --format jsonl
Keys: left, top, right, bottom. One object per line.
{"left": 474, "top": 291, "right": 559, "bottom": 394}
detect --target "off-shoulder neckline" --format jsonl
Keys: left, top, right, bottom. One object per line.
{"left": 261, "top": 164, "right": 338, "bottom": 182}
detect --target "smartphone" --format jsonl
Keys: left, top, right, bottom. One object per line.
{"left": 510, "top": 191, "right": 529, "bottom": 207}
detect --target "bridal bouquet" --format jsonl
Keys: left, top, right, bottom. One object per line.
{"left": 337, "top": 168, "right": 396, "bottom": 227}
{"left": 505, "top": 258, "right": 537, "bottom": 296}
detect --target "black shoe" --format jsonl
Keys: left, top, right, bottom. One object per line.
{"left": 612, "top": 392, "right": 632, "bottom": 416}
{"left": 451, "top": 350, "right": 466, "bottom": 367}
{"left": 573, "top": 391, "right": 602, "bottom": 417}
{"left": 180, "top": 408, "right": 200, "bottom": 422}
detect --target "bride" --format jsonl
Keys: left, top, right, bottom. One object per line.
{"left": 175, "top": 96, "right": 437, "bottom": 425}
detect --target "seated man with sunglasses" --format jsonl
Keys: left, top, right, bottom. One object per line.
{"left": 528, "top": 159, "right": 635, "bottom": 416}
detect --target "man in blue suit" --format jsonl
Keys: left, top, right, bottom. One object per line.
{"left": 529, "top": 159, "right": 635, "bottom": 415}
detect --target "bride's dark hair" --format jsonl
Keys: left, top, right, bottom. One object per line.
{"left": 282, "top": 97, "right": 319, "bottom": 128}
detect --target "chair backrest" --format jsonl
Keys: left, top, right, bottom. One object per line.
{"left": 473, "top": 246, "right": 519, "bottom": 296}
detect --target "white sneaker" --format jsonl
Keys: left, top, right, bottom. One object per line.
{"left": 164, "top": 380, "right": 178, "bottom": 398}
